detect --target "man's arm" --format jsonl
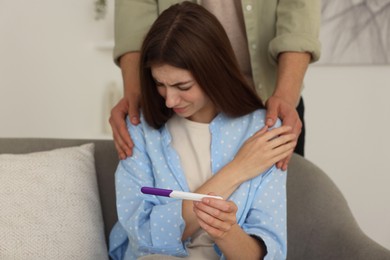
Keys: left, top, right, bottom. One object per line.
{"left": 110, "top": 0, "right": 159, "bottom": 158}
{"left": 265, "top": 0, "right": 321, "bottom": 169}
{"left": 273, "top": 52, "right": 311, "bottom": 108}
{"left": 265, "top": 51, "right": 311, "bottom": 170}
{"left": 109, "top": 52, "right": 141, "bottom": 159}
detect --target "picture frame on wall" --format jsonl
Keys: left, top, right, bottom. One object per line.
{"left": 318, "top": 0, "right": 390, "bottom": 65}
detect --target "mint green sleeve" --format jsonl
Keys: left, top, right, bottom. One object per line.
{"left": 113, "top": 0, "right": 159, "bottom": 65}
{"left": 269, "top": 0, "right": 321, "bottom": 64}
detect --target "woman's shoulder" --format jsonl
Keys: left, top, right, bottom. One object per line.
{"left": 235, "top": 109, "right": 268, "bottom": 122}
{"left": 125, "top": 113, "right": 167, "bottom": 144}
{"left": 250, "top": 109, "right": 282, "bottom": 129}
{"left": 212, "top": 109, "right": 282, "bottom": 132}
{"left": 216, "top": 109, "right": 267, "bottom": 124}
{"left": 126, "top": 112, "right": 163, "bottom": 131}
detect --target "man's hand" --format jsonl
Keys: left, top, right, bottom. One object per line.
{"left": 265, "top": 95, "right": 302, "bottom": 170}
{"left": 109, "top": 92, "right": 140, "bottom": 159}
{"left": 109, "top": 98, "right": 132, "bottom": 159}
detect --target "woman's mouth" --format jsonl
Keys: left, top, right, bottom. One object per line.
{"left": 173, "top": 106, "right": 187, "bottom": 114}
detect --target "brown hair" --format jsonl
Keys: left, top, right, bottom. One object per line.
{"left": 140, "top": 1, "right": 264, "bottom": 129}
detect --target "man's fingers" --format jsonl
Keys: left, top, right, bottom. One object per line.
{"left": 263, "top": 125, "right": 292, "bottom": 141}
{"left": 110, "top": 121, "right": 127, "bottom": 159}
{"left": 282, "top": 113, "right": 301, "bottom": 136}
{"left": 265, "top": 104, "right": 278, "bottom": 127}
{"left": 282, "top": 154, "right": 292, "bottom": 171}
{"left": 276, "top": 153, "right": 293, "bottom": 171}
{"left": 118, "top": 122, "right": 134, "bottom": 156}
{"left": 110, "top": 114, "right": 133, "bottom": 159}
{"left": 127, "top": 94, "right": 141, "bottom": 125}
{"left": 273, "top": 144, "right": 295, "bottom": 170}
{"left": 109, "top": 98, "right": 134, "bottom": 158}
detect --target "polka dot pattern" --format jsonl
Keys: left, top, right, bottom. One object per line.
{"left": 109, "top": 110, "right": 286, "bottom": 260}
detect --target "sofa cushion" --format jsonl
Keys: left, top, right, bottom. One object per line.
{"left": 0, "top": 143, "right": 108, "bottom": 259}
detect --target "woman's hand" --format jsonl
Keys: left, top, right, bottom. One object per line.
{"left": 193, "top": 195, "right": 266, "bottom": 258}
{"left": 193, "top": 195, "right": 238, "bottom": 240}
{"left": 231, "top": 125, "right": 296, "bottom": 181}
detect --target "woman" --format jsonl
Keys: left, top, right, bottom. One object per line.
{"left": 109, "top": 2, "right": 295, "bottom": 259}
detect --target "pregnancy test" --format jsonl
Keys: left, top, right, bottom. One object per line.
{"left": 141, "top": 187, "right": 223, "bottom": 201}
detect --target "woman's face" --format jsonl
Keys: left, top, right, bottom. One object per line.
{"left": 151, "top": 64, "right": 217, "bottom": 123}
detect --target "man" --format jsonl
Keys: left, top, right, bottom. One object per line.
{"left": 109, "top": 0, "right": 321, "bottom": 170}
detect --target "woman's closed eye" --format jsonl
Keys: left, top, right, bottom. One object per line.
{"left": 155, "top": 81, "right": 193, "bottom": 91}
{"left": 176, "top": 84, "right": 192, "bottom": 91}
{"left": 171, "top": 80, "right": 194, "bottom": 91}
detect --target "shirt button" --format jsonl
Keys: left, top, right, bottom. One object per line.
{"left": 246, "top": 5, "right": 253, "bottom": 11}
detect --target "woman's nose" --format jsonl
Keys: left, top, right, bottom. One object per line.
{"left": 165, "top": 87, "right": 180, "bottom": 108}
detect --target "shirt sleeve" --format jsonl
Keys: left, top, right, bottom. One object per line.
{"left": 114, "top": 0, "right": 159, "bottom": 65}
{"left": 268, "top": 0, "right": 321, "bottom": 64}
{"left": 114, "top": 117, "right": 188, "bottom": 257}
{"left": 242, "top": 168, "right": 287, "bottom": 260}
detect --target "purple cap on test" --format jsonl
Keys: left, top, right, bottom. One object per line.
{"left": 141, "top": 187, "right": 173, "bottom": 197}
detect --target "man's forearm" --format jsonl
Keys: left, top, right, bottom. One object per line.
{"left": 273, "top": 52, "right": 311, "bottom": 107}
{"left": 119, "top": 52, "right": 141, "bottom": 98}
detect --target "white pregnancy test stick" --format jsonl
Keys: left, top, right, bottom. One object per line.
{"left": 141, "top": 187, "right": 223, "bottom": 201}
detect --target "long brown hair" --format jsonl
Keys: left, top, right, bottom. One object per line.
{"left": 140, "top": 1, "right": 264, "bottom": 129}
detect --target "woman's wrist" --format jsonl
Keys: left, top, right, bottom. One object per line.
{"left": 214, "top": 162, "right": 247, "bottom": 197}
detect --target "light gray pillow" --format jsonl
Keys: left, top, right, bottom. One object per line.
{"left": 0, "top": 143, "right": 108, "bottom": 259}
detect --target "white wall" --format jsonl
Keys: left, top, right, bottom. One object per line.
{"left": 1, "top": 0, "right": 389, "bottom": 250}
{"left": 304, "top": 65, "right": 390, "bottom": 249}
{"left": 0, "top": 0, "right": 122, "bottom": 139}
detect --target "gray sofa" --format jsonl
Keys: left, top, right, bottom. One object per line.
{"left": 1, "top": 138, "right": 389, "bottom": 260}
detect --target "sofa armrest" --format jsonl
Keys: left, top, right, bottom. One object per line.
{"left": 287, "top": 154, "right": 390, "bottom": 259}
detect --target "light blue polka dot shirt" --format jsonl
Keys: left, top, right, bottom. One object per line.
{"left": 109, "top": 109, "right": 287, "bottom": 260}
